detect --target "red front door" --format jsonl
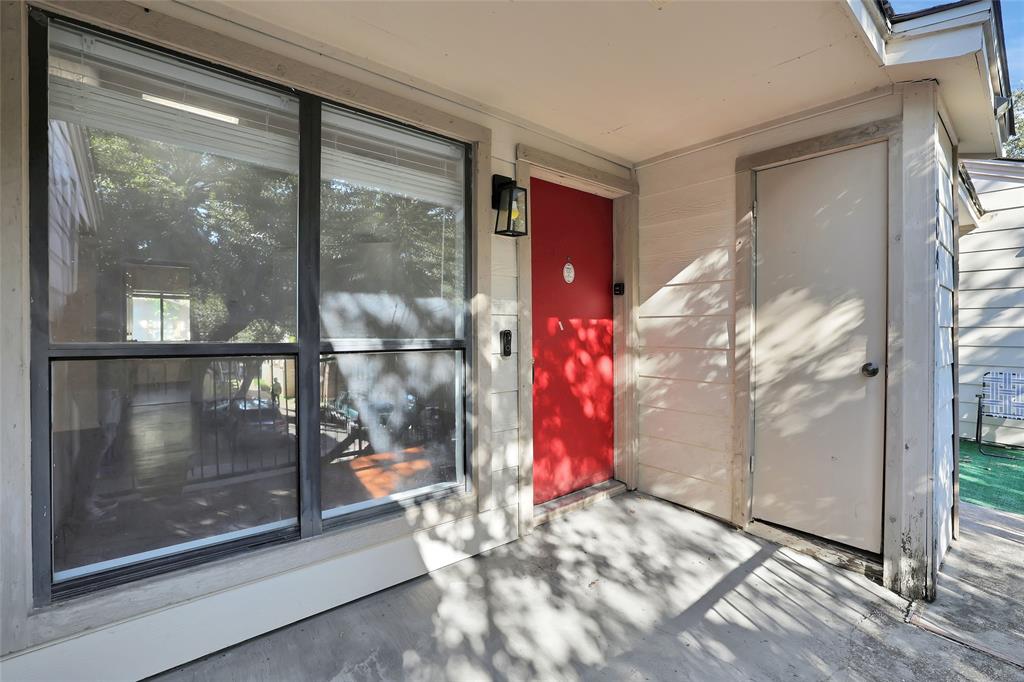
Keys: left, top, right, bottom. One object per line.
{"left": 531, "top": 178, "right": 614, "bottom": 505}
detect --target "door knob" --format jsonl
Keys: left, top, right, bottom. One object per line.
{"left": 861, "top": 362, "right": 880, "bottom": 378}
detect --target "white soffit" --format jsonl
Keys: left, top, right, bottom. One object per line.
{"left": 181, "top": 0, "right": 892, "bottom": 164}
{"left": 884, "top": 1, "right": 1004, "bottom": 154}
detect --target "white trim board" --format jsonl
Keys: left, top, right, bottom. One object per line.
{"left": 0, "top": 505, "right": 518, "bottom": 681}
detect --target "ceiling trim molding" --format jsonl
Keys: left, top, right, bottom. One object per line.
{"left": 635, "top": 86, "right": 896, "bottom": 169}
{"left": 157, "top": 0, "right": 634, "bottom": 171}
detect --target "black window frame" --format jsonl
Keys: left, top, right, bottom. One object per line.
{"left": 28, "top": 9, "right": 474, "bottom": 604}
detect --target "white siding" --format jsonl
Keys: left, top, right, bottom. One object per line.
{"left": 934, "top": 123, "right": 955, "bottom": 564}
{"left": 490, "top": 226, "right": 521, "bottom": 471}
{"left": 635, "top": 94, "right": 902, "bottom": 523}
{"left": 958, "top": 160, "right": 1024, "bottom": 448}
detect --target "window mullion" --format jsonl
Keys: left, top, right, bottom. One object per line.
{"left": 297, "top": 93, "right": 322, "bottom": 538}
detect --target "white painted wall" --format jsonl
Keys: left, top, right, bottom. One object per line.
{"left": 634, "top": 91, "right": 902, "bottom": 524}
{"left": 958, "top": 161, "right": 1024, "bottom": 448}
{"left": 491, "top": 234, "right": 521, "bottom": 471}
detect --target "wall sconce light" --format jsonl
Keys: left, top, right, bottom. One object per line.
{"left": 492, "top": 174, "right": 528, "bottom": 237}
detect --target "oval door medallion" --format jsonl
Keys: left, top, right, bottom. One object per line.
{"left": 563, "top": 261, "right": 575, "bottom": 284}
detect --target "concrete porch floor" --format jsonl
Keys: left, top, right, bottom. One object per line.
{"left": 159, "top": 493, "right": 1022, "bottom": 681}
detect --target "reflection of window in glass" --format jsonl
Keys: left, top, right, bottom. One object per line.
{"left": 127, "top": 294, "right": 191, "bottom": 341}
{"left": 125, "top": 264, "right": 192, "bottom": 342}
{"left": 129, "top": 295, "right": 160, "bottom": 342}
{"left": 320, "top": 351, "right": 462, "bottom": 517}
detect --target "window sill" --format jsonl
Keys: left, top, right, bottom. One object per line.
{"left": 21, "top": 486, "right": 481, "bottom": 648}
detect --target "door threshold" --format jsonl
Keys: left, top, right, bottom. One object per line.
{"left": 533, "top": 479, "right": 626, "bottom": 528}
{"left": 746, "top": 519, "right": 883, "bottom": 583}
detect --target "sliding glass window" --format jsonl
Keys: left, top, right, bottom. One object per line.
{"left": 35, "top": 17, "right": 470, "bottom": 599}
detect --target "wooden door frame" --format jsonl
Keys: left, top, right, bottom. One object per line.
{"left": 734, "top": 115, "right": 908, "bottom": 582}
{"left": 513, "top": 145, "right": 638, "bottom": 535}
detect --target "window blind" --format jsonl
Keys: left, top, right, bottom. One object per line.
{"left": 48, "top": 23, "right": 465, "bottom": 209}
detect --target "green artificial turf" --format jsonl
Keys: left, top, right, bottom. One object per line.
{"left": 958, "top": 438, "right": 1024, "bottom": 516}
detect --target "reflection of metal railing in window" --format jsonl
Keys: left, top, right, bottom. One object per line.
{"left": 317, "top": 351, "right": 461, "bottom": 515}
{"left": 192, "top": 357, "right": 297, "bottom": 484}
{"left": 94, "top": 357, "right": 297, "bottom": 499}
{"left": 975, "top": 371, "right": 1024, "bottom": 458}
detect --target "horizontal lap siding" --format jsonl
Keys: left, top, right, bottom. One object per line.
{"left": 635, "top": 93, "right": 902, "bottom": 524}
{"left": 957, "top": 198, "right": 1024, "bottom": 448}
{"left": 490, "top": 231, "right": 520, "bottom": 473}
{"left": 934, "top": 125, "right": 955, "bottom": 562}
{"left": 636, "top": 172, "right": 736, "bottom": 520}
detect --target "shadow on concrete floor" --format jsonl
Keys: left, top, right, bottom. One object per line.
{"left": 157, "top": 493, "right": 1022, "bottom": 681}
{"left": 910, "top": 503, "right": 1024, "bottom": 668}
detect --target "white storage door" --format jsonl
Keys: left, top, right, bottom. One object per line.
{"left": 752, "top": 142, "right": 887, "bottom": 553}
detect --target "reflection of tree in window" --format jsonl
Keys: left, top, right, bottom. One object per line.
{"left": 71, "top": 131, "right": 299, "bottom": 343}
{"left": 77, "top": 127, "right": 464, "bottom": 343}
{"left": 319, "top": 106, "right": 467, "bottom": 342}
{"left": 320, "top": 182, "right": 463, "bottom": 295}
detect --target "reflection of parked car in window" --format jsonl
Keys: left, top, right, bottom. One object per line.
{"left": 202, "top": 397, "right": 290, "bottom": 449}
{"left": 319, "top": 395, "right": 358, "bottom": 428}
{"left": 202, "top": 398, "right": 234, "bottom": 426}
{"left": 228, "top": 398, "right": 287, "bottom": 435}
{"left": 322, "top": 390, "right": 459, "bottom": 449}
{"left": 323, "top": 393, "right": 397, "bottom": 431}
{"left": 319, "top": 401, "right": 346, "bottom": 427}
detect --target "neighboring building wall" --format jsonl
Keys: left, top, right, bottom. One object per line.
{"left": 958, "top": 160, "right": 1024, "bottom": 448}
{"left": 634, "top": 92, "right": 903, "bottom": 524}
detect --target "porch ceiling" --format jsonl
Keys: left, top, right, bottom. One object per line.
{"left": 189, "top": 0, "right": 893, "bottom": 164}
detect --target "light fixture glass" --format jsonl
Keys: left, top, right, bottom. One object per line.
{"left": 492, "top": 175, "right": 528, "bottom": 237}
